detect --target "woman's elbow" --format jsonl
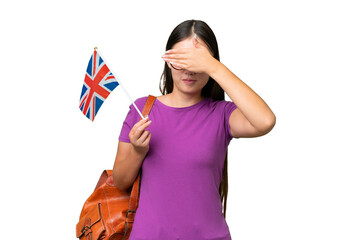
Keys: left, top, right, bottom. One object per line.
{"left": 262, "top": 114, "right": 276, "bottom": 134}
{"left": 112, "top": 169, "right": 126, "bottom": 191}
{"left": 112, "top": 171, "right": 120, "bottom": 188}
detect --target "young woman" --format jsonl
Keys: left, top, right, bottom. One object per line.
{"left": 113, "top": 19, "right": 276, "bottom": 240}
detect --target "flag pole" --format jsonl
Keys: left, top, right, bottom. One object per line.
{"left": 94, "top": 47, "right": 145, "bottom": 120}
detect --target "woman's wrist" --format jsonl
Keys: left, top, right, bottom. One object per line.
{"left": 206, "top": 59, "right": 225, "bottom": 80}
{"left": 131, "top": 145, "right": 148, "bottom": 159}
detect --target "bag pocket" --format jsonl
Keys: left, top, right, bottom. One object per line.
{"left": 76, "top": 203, "right": 106, "bottom": 239}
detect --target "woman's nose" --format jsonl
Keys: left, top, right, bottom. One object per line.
{"left": 184, "top": 70, "right": 195, "bottom": 75}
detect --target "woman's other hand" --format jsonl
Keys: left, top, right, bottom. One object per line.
{"left": 129, "top": 117, "right": 152, "bottom": 156}
{"left": 162, "top": 34, "right": 218, "bottom": 74}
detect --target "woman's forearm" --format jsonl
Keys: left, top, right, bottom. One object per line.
{"left": 113, "top": 145, "right": 146, "bottom": 191}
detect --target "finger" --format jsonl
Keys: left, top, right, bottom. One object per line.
{"left": 143, "top": 132, "right": 151, "bottom": 146}
{"left": 170, "top": 61, "right": 185, "bottom": 70}
{"left": 130, "top": 120, "right": 145, "bottom": 136}
{"left": 131, "top": 119, "right": 151, "bottom": 138}
{"left": 192, "top": 34, "right": 199, "bottom": 47}
{"left": 138, "top": 130, "right": 150, "bottom": 143}
{"left": 163, "top": 51, "right": 189, "bottom": 62}
{"left": 136, "top": 120, "right": 152, "bottom": 135}
{"left": 163, "top": 53, "right": 187, "bottom": 61}
{"left": 133, "top": 116, "right": 149, "bottom": 129}
{"left": 165, "top": 48, "right": 192, "bottom": 56}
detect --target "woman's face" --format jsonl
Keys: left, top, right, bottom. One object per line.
{"left": 168, "top": 37, "right": 210, "bottom": 97}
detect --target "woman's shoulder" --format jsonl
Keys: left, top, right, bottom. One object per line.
{"left": 134, "top": 96, "right": 150, "bottom": 104}
{"left": 205, "top": 98, "right": 237, "bottom": 116}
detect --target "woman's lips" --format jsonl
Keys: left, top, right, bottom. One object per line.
{"left": 183, "top": 79, "right": 196, "bottom": 85}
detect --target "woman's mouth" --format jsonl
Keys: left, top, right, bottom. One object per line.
{"left": 183, "top": 79, "right": 196, "bottom": 85}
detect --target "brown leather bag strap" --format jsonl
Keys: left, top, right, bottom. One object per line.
{"left": 139, "top": 95, "right": 157, "bottom": 121}
{"left": 126, "top": 95, "right": 156, "bottom": 220}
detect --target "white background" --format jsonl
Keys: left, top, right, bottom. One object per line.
{"left": 1, "top": 0, "right": 359, "bottom": 239}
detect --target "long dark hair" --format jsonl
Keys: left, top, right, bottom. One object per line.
{"left": 159, "top": 19, "right": 230, "bottom": 219}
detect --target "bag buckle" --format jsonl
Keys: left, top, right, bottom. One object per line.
{"left": 79, "top": 225, "right": 92, "bottom": 239}
{"left": 126, "top": 209, "right": 136, "bottom": 218}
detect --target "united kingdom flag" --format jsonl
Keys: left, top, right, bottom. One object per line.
{"left": 79, "top": 49, "right": 119, "bottom": 121}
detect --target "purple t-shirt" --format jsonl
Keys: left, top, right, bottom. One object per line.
{"left": 119, "top": 96, "right": 238, "bottom": 240}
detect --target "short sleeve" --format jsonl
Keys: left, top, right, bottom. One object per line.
{"left": 224, "top": 101, "right": 238, "bottom": 144}
{"left": 118, "top": 97, "right": 147, "bottom": 143}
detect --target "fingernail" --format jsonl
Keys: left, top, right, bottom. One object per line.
{"left": 194, "top": 33, "right": 197, "bottom": 40}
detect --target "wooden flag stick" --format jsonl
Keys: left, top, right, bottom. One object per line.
{"left": 94, "top": 47, "right": 145, "bottom": 120}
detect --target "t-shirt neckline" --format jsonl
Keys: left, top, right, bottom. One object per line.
{"left": 155, "top": 97, "right": 209, "bottom": 111}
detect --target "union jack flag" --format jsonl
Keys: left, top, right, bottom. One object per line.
{"left": 79, "top": 49, "right": 119, "bottom": 121}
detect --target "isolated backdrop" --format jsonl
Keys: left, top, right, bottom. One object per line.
{"left": 1, "top": 0, "right": 359, "bottom": 239}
